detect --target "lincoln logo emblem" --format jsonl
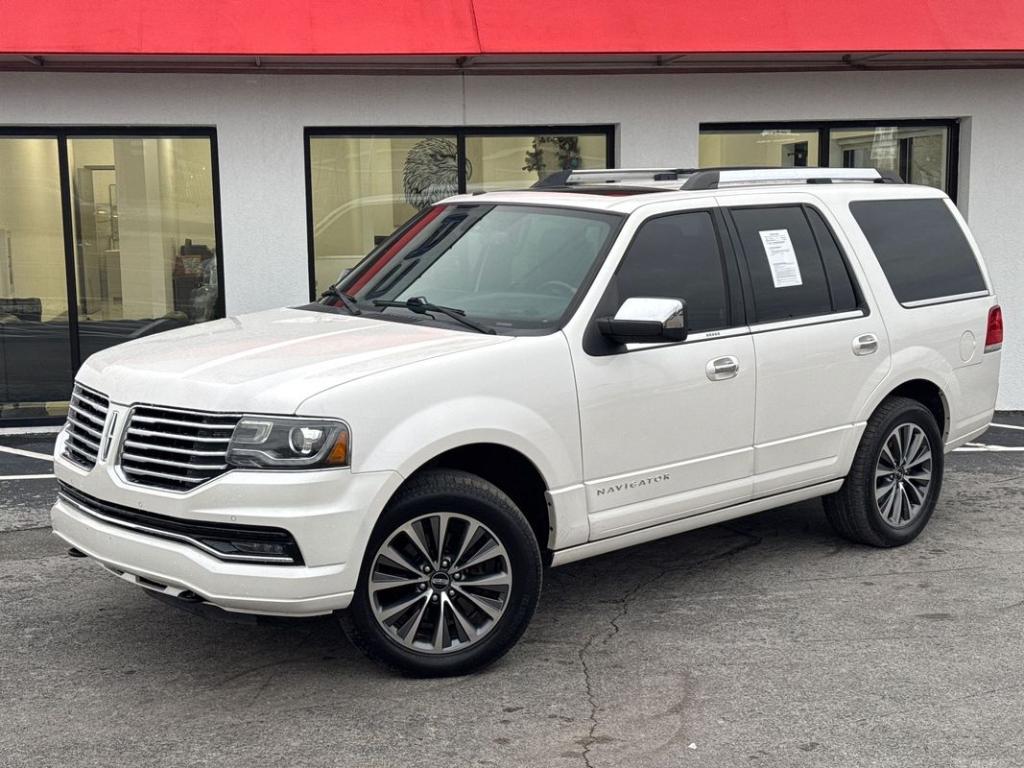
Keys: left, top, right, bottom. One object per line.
{"left": 430, "top": 572, "right": 451, "bottom": 590}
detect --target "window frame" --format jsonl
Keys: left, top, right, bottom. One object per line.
{"left": 699, "top": 119, "right": 960, "bottom": 202}
{"left": 723, "top": 202, "right": 868, "bottom": 328}
{"left": 583, "top": 206, "right": 748, "bottom": 357}
{"left": 0, "top": 125, "right": 226, "bottom": 427}
{"left": 303, "top": 124, "right": 616, "bottom": 301}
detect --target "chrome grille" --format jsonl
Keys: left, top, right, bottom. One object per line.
{"left": 64, "top": 385, "right": 109, "bottom": 469}
{"left": 120, "top": 405, "right": 240, "bottom": 491}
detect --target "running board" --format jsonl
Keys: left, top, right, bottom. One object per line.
{"left": 549, "top": 479, "right": 842, "bottom": 567}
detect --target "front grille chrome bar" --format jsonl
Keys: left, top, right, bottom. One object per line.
{"left": 118, "top": 405, "right": 240, "bottom": 491}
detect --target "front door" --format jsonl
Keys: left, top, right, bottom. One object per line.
{"left": 570, "top": 207, "right": 756, "bottom": 540}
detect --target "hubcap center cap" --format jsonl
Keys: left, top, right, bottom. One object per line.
{"left": 429, "top": 571, "right": 451, "bottom": 591}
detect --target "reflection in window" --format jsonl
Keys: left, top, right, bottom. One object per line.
{"left": 0, "top": 137, "right": 72, "bottom": 420}
{"left": 699, "top": 129, "right": 820, "bottom": 168}
{"left": 700, "top": 122, "right": 954, "bottom": 194}
{"left": 308, "top": 130, "right": 611, "bottom": 297}
{"left": 67, "top": 136, "right": 220, "bottom": 362}
{"left": 829, "top": 126, "right": 948, "bottom": 190}
{"left": 466, "top": 134, "right": 609, "bottom": 192}
{"left": 308, "top": 135, "right": 457, "bottom": 296}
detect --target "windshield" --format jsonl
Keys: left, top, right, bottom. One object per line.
{"left": 329, "top": 203, "right": 621, "bottom": 332}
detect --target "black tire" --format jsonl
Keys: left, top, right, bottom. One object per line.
{"left": 824, "top": 396, "right": 944, "bottom": 547}
{"left": 340, "top": 469, "right": 542, "bottom": 677}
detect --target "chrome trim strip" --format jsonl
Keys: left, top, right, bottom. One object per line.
{"left": 67, "top": 402, "right": 105, "bottom": 426}
{"left": 749, "top": 310, "right": 865, "bottom": 334}
{"left": 685, "top": 327, "right": 751, "bottom": 342}
{"left": 57, "top": 491, "right": 295, "bottom": 565}
{"left": 901, "top": 290, "right": 990, "bottom": 308}
{"left": 100, "top": 412, "right": 119, "bottom": 463}
{"left": 121, "top": 452, "right": 228, "bottom": 471}
{"left": 67, "top": 429, "right": 100, "bottom": 449}
{"left": 122, "top": 439, "right": 225, "bottom": 457}
{"left": 68, "top": 418, "right": 103, "bottom": 440}
{"left": 131, "top": 414, "right": 237, "bottom": 430}
{"left": 118, "top": 465, "right": 207, "bottom": 484}
{"left": 125, "top": 427, "right": 231, "bottom": 444}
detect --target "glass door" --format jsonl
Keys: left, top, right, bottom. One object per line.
{"left": 0, "top": 137, "right": 73, "bottom": 421}
{"left": 67, "top": 136, "right": 220, "bottom": 361}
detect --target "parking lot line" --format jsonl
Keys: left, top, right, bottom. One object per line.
{"left": 0, "top": 473, "right": 55, "bottom": 480}
{"left": 955, "top": 445, "right": 1024, "bottom": 452}
{"left": 0, "top": 445, "right": 54, "bottom": 462}
{"left": 991, "top": 422, "right": 1024, "bottom": 431}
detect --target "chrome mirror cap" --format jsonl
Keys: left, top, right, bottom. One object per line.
{"left": 598, "top": 297, "right": 688, "bottom": 345}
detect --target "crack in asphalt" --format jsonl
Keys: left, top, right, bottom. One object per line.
{"left": 574, "top": 524, "right": 763, "bottom": 768}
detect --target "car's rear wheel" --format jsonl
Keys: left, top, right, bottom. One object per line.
{"left": 340, "top": 469, "right": 542, "bottom": 676}
{"left": 825, "top": 396, "right": 944, "bottom": 547}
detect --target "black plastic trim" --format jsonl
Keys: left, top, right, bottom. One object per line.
{"left": 57, "top": 481, "right": 304, "bottom": 566}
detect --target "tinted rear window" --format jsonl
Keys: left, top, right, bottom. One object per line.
{"left": 850, "top": 199, "right": 986, "bottom": 304}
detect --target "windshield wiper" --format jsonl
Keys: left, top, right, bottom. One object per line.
{"left": 373, "top": 296, "right": 496, "bottom": 335}
{"left": 320, "top": 285, "right": 362, "bottom": 315}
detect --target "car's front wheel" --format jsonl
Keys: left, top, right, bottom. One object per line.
{"left": 341, "top": 469, "right": 542, "bottom": 676}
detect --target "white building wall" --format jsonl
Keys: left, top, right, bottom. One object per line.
{"left": 0, "top": 69, "right": 1021, "bottom": 407}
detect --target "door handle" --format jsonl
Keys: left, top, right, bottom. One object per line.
{"left": 852, "top": 333, "right": 879, "bottom": 356}
{"left": 706, "top": 356, "right": 739, "bottom": 381}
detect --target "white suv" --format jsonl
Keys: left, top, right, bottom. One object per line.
{"left": 51, "top": 167, "right": 1002, "bottom": 676}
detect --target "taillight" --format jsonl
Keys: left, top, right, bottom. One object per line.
{"left": 985, "top": 305, "right": 1003, "bottom": 352}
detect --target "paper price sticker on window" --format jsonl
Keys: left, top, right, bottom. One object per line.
{"left": 758, "top": 229, "right": 803, "bottom": 288}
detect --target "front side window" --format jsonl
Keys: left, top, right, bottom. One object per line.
{"left": 332, "top": 204, "right": 621, "bottom": 332}
{"left": 610, "top": 211, "right": 730, "bottom": 333}
{"left": 850, "top": 198, "right": 986, "bottom": 304}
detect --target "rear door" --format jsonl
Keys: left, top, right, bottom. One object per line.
{"left": 721, "top": 193, "right": 891, "bottom": 497}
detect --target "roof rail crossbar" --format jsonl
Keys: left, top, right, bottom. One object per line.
{"left": 681, "top": 167, "right": 904, "bottom": 191}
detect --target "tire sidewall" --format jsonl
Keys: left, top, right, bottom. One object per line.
{"left": 860, "top": 403, "right": 944, "bottom": 545}
{"left": 347, "top": 474, "right": 542, "bottom": 676}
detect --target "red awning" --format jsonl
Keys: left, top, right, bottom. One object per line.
{"left": 2, "top": 0, "right": 1024, "bottom": 57}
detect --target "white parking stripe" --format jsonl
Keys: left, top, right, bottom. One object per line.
{"left": 0, "top": 425, "right": 62, "bottom": 436}
{"left": 991, "top": 422, "right": 1024, "bottom": 432}
{"left": 0, "top": 444, "right": 54, "bottom": 462}
{"left": 0, "top": 473, "right": 55, "bottom": 480}
{"left": 955, "top": 445, "right": 1024, "bottom": 452}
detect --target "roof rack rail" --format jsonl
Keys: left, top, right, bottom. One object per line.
{"left": 533, "top": 168, "right": 692, "bottom": 188}
{"left": 532, "top": 166, "right": 773, "bottom": 189}
{"left": 681, "top": 167, "right": 904, "bottom": 190}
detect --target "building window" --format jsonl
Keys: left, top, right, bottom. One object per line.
{"left": 305, "top": 126, "right": 614, "bottom": 297}
{"left": 0, "top": 129, "right": 223, "bottom": 423}
{"left": 699, "top": 121, "right": 958, "bottom": 197}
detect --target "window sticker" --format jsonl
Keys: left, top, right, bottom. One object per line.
{"left": 758, "top": 229, "right": 803, "bottom": 288}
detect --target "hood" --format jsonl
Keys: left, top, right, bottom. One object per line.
{"left": 78, "top": 307, "right": 510, "bottom": 413}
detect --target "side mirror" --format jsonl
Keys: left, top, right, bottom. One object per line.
{"left": 597, "top": 297, "right": 688, "bottom": 345}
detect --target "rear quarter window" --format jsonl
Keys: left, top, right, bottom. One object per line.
{"left": 849, "top": 198, "right": 987, "bottom": 304}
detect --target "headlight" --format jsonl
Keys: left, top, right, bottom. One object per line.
{"left": 226, "top": 417, "right": 349, "bottom": 469}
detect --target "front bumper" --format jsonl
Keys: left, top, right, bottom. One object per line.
{"left": 51, "top": 430, "right": 402, "bottom": 617}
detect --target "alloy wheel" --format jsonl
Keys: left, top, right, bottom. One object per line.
{"left": 874, "top": 422, "right": 933, "bottom": 528}
{"left": 368, "top": 512, "right": 513, "bottom": 654}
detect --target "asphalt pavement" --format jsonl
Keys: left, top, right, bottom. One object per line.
{"left": 1, "top": 418, "right": 1023, "bottom": 768}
